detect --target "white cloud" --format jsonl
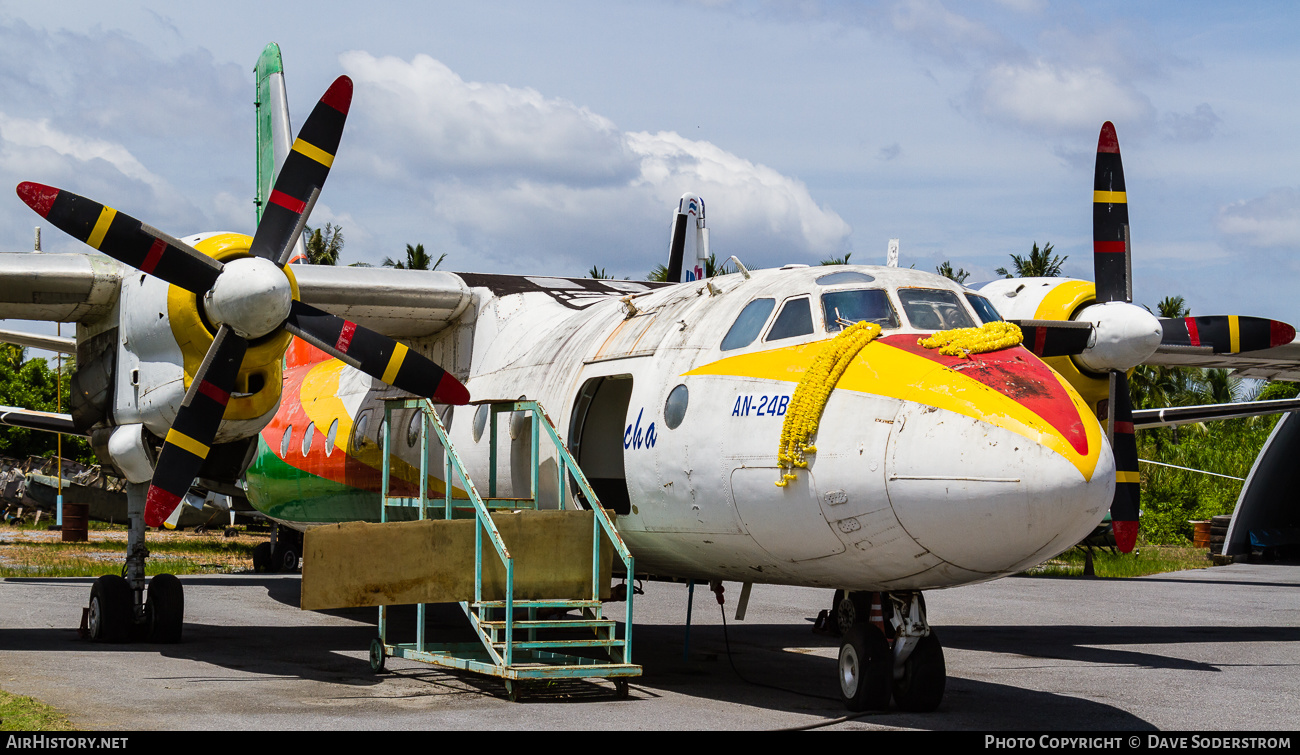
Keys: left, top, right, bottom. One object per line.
{"left": 968, "top": 60, "right": 1155, "bottom": 134}
{"left": 339, "top": 51, "right": 850, "bottom": 270}
{"left": 0, "top": 112, "right": 166, "bottom": 190}
{"left": 1217, "top": 189, "right": 1300, "bottom": 249}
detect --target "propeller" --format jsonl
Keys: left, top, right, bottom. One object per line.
{"left": 1158, "top": 315, "right": 1295, "bottom": 354}
{"left": 1092, "top": 121, "right": 1141, "bottom": 553}
{"left": 17, "top": 75, "right": 470, "bottom": 529}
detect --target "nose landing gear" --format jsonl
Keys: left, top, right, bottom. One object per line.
{"left": 833, "top": 590, "right": 946, "bottom": 712}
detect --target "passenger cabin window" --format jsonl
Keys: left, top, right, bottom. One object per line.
{"left": 821, "top": 289, "right": 900, "bottom": 332}
{"left": 965, "top": 293, "right": 1004, "bottom": 324}
{"left": 898, "top": 288, "right": 976, "bottom": 331}
{"left": 721, "top": 298, "right": 776, "bottom": 351}
{"left": 765, "top": 297, "right": 815, "bottom": 342}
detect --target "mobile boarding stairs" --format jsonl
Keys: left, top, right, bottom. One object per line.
{"left": 300, "top": 399, "right": 639, "bottom": 701}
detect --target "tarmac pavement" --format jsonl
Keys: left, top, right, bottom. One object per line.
{"left": 0, "top": 563, "right": 1297, "bottom": 731}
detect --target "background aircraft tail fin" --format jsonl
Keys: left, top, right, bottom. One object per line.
{"left": 254, "top": 43, "right": 308, "bottom": 264}
{"left": 667, "top": 193, "right": 708, "bottom": 282}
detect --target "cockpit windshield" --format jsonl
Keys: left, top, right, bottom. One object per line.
{"left": 820, "top": 289, "right": 900, "bottom": 332}
{"left": 965, "top": 293, "right": 1004, "bottom": 324}
{"left": 897, "top": 288, "right": 976, "bottom": 331}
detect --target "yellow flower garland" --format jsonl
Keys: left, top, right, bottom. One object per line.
{"left": 775, "top": 321, "right": 882, "bottom": 487}
{"left": 917, "top": 321, "right": 1023, "bottom": 358}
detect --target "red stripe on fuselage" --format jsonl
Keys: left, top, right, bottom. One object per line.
{"left": 879, "top": 335, "right": 1090, "bottom": 456}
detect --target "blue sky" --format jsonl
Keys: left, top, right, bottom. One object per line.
{"left": 2, "top": 0, "right": 1298, "bottom": 334}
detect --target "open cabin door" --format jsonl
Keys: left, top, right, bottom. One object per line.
{"left": 568, "top": 375, "right": 632, "bottom": 515}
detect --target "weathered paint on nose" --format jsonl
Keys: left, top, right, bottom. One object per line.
{"left": 885, "top": 403, "right": 1114, "bottom": 574}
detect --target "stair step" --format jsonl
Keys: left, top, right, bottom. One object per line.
{"left": 473, "top": 599, "right": 601, "bottom": 610}
{"left": 492, "top": 638, "right": 626, "bottom": 651}
{"left": 479, "top": 618, "right": 615, "bottom": 631}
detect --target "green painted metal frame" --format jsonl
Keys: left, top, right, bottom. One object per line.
{"left": 375, "top": 398, "right": 638, "bottom": 686}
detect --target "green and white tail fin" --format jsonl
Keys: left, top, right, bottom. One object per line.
{"left": 254, "top": 43, "right": 308, "bottom": 263}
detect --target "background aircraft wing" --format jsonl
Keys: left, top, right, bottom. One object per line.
{"left": 1144, "top": 339, "right": 1300, "bottom": 382}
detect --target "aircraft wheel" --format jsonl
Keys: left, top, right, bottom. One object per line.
{"left": 835, "top": 591, "right": 871, "bottom": 638}
{"left": 273, "top": 543, "right": 300, "bottom": 573}
{"left": 892, "top": 629, "right": 945, "bottom": 712}
{"left": 838, "top": 623, "right": 891, "bottom": 712}
{"left": 369, "top": 638, "right": 386, "bottom": 673}
{"left": 87, "top": 575, "right": 133, "bottom": 643}
{"left": 894, "top": 628, "right": 946, "bottom": 712}
{"left": 146, "top": 573, "right": 184, "bottom": 644}
{"left": 252, "top": 542, "right": 273, "bottom": 573}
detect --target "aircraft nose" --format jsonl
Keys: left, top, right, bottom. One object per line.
{"left": 885, "top": 399, "right": 1115, "bottom": 575}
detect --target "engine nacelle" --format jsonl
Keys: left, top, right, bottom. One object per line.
{"left": 112, "top": 232, "right": 295, "bottom": 445}
{"left": 977, "top": 277, "right": 1111, "bottom": 415}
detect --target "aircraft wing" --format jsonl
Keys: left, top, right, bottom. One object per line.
{"left": 1144, "top": 339, "right": 1300, "bottom": 382}
{"left": 0, "top": 252, "right": 122, "bottom": 323}
{"left": 0, "top": 406, "right": 81, "bottom": 435}
{"left": 0, "top": 252, "right": 476, "bottom": 338}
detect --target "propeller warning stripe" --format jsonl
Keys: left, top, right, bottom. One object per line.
{"left": 15, "top": 182, "right": 223, "bottom": 294}
{"left": 1108, "top": 369, "right": 1140, "bottom": 553}
{"left": 248, "top": 75, "right": 352, "bottom": 265}
{"left": 292, "top": 137, "right": 335, "bottom": 168}
{"left": 1009, "top": 320, "right": 1093, "bottom": 358}
{"left": 165, "top": 428, "right": 210, "bottom": 459}
{"left": 1159, "top": 315, "right": 1297, "bottom": 353}
{"left": 1093, "top": 122, "right": 1131, "bottom": 304}
{"left": 144, "top": 325, "right": 248, "bottom": 528}
{"left": 269, "top": 189, "right": 306, "bottom": 214}
{"left": 283, "top": 300, "right": 470, "bottom": 406}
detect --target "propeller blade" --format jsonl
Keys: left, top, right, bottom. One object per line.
{"left": 1093, "top": 122, "right": 1131, "bottom": 304}
{"left": 248, "top": 76, "right": 353, "bottom": 266}
{"left": 1107, "top": 370, "right": 1140, "bottom": 553}
{"left": 144, "top": 325, "right": 248, "bottom": 529}
{"left": 1159, "top": 315, "right": 1296, "bottom": 354}
{"left": 16, "top": 181, "right": 222, "bottom": 294}
{"left": 1009, "top": 319, "right": 1094, "bottom": 358}
{"left": 282, "top": 300, "right": 470, "bottom": 405}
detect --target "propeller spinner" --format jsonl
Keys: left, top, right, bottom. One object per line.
{"left": 17, "top": 75, "right": 470, "bottom": 529}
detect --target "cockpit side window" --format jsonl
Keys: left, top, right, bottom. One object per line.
{"left": 898, "top": 288, "right": 977, "bottom": 331}
{"left": 721, "top": 298, "right": 776, "bottom": 351}
{"left": 765, "top": 297, "right": 815, "bottom": 342}
{"left": 821, "top": 289, "right": 900, "bottom": 332}
{"left": 965, "top": 293, "right": 1004, "bottom": 324}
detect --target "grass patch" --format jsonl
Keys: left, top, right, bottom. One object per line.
{"left": 0, "top": 525, "right": 265, "bottom": 578}
{"left": 1022, "top": 545, "right": 1214, "bottom": 578}
{"left": 0, "top": 689, "right": 74, "bottom": 731}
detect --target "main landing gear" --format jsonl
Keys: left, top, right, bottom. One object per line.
{"left": 84, "top": 482, "right": 185, "bottom": 644}
{"left": 832, "top": 590, "right": 945, "bottom": 713}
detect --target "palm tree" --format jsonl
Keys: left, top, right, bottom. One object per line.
{"left": 588, "top": 265, "right": 613, "bottom": 280}
{"left": 383, "top": 243, "right": 445, "bottom": 271}
{"left": 995, "top": 242, "right": 1066, "bottom": 278}
{"left": 936, "top": 261, "right": 970, "bottom": 284}
{"left": 303, "top": 223, "right": 343, "bottom": 265}
{"left": 1156, "top": 295, "right": 1189, "bottom": 319}
{"left": 820, "top": 252, "right": 852, "bottom": 266}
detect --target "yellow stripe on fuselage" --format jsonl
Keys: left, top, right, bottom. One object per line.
{"left": 685, "top": 339, "right": 1102, "bottom": 481}
{"left": 1093, "top": 190, "right": 1127, "bottom": 204}
{"left": 166, "top": 428, "right": 209, "bottom": 459}
{"left": 87, "top": 207, "right": 117, "bottom": 249}
{"left": 292, "top": 138, "right": 335, "bottom": 168}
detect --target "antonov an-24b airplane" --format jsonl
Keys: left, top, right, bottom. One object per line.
{"left": 4, "top": 50, "right": 1300, "bottom": 712}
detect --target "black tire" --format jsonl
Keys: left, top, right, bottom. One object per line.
{"left": 273, "top": 543, "right": 300, "bottom": 573}
{"left": 838, "top": 623, "right": 892, "bottom": 712}
{"left": 146, "top": 573, "right": 184, "bottom": 643}
{"left": 88, "top": 575, "right": 134, "bottom": 643}
{"left": 253, "top": 542, "right": 273, "bottom": 573}
{"left": 893, "top": 630, "right": 946, "bottom": 712}
{"left": 835, "top": 591, "right": 872, "bottom": 638}
{"left": 369, "top": 638, "right": 386, "bottom": 673}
